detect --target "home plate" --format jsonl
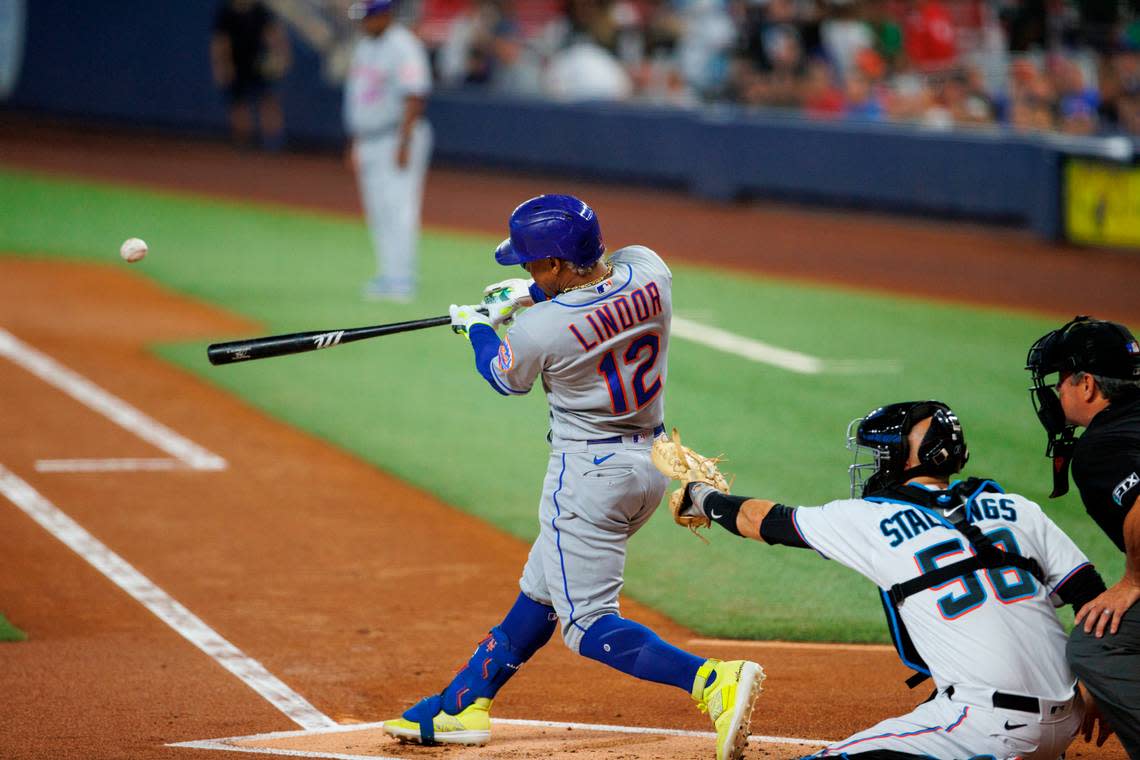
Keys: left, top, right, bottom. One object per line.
{"left": 173, "top": 719, "right": 829, "bottom": 760}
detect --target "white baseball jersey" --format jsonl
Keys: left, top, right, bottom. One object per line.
{"left": 491, "top": 245, "right": 672, "bottom": 442}
{"left": 343, "top": 23, "right": 433, "bottom": 294}
{"left": 794, "top": 487, "right": 1088, "bottom": 701}
{"left": 343, "top": 24, "right": 431, "bottom": 138}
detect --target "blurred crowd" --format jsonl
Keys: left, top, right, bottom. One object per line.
{"left": 397, "top": 0, "right": 1140, "bottom": 136}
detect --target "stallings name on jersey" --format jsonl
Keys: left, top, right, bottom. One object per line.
{"left": 568, "top": 282, "right": 663, "bottom": 351}
{"left": 880, "top": 496, "right": 1019, "bottom": 547}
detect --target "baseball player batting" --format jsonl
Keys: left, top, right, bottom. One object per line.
{"left": 381, "top": 194, "right": 764, "bottom": 760}
{"left": 655, "top": 401, "right": 1109, "bottom": 759}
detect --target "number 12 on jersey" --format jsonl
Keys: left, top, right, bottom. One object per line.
{"left": 596, "top": 333, "right": 662, "bottom": 414}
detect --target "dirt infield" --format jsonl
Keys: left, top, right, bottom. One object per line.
{"left": 0, "top": 257, "right": 929, "bottom": 758}
{"left": 0, "top": 120, "right": 1133, "bottom": 759}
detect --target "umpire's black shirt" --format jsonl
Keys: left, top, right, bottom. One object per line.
{"left": 1072, "top": 394, "right": 1140, "bottom": 551}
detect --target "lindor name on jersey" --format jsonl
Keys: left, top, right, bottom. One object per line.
{"left": 568, "top": 282, "right": 663, "bottom": 352}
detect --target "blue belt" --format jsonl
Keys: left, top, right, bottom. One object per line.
{"left": 586, "top": 424, "right": 665, "bottom": 446}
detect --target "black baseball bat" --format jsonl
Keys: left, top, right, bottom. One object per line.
{"left": 207, "top": 315, "right": 452, "bottom": 365}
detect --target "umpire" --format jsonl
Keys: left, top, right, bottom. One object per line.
{"left": 1027, "top": 315, "right": 1140, "bottom": 758}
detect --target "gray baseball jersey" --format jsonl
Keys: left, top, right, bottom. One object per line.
{"left": 492, "top": 245, "right": 673, "bottom": 652}
{"left": 490, "top": 245, "right": 671, "bottom": 443}
{"left": 344, "top": 24, "right": 432, "bottom": 293}
{"left": 797, "top": 490, "right": 1089, "bottom": 758}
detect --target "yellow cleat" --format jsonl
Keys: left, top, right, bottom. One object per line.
{"left": 382, "top": 696, "right": 492, "bottom": 746}
{"left": 693, "top": 659, "right": 765, "bottom": 760}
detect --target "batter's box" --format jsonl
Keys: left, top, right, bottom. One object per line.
{"left": 171, "top": 718, "right": 830, "bottom": 760}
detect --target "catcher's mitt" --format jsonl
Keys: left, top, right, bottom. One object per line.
{"left": 651, "top": 428, "right": 729, "bottom": 541}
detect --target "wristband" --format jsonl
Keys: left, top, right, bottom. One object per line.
{"left": 689, "top": 484, "right": 746, "bottom": 536}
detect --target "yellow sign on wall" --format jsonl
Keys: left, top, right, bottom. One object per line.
{"left": 1066, "top": 159, "right": 1140, "bottom": 248}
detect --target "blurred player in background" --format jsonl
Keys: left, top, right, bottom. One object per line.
{"left": 344, "top": 0, "right": 433, "bottom": 302}
{"left": 210, "top": 0, "right": 292, "bottom": 150}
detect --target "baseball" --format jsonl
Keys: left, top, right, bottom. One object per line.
{"left": 119, "top": 237, "right": 148, "bottom": 263}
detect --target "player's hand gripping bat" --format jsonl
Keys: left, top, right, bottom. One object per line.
{"left": 207, "top": 314, "right": 457, "bottom": 365}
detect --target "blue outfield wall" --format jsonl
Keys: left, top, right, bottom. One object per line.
{"left": 428, "top": 93, "right": 1063, "bottom": 234}
{"left": 7, "top": 0, "right": 1062, "bottom": 237}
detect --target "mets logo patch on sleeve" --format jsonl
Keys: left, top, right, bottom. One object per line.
{"left": 1113, "top": 471, "right": 1140, "bottom": 506}
{"left": 498, "top": 337, "right": 514, "bottom": 371}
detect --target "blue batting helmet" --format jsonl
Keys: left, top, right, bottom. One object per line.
{"left": 494, "top": 194, "right": 605, "bottom": 267}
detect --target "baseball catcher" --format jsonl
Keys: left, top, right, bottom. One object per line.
{"left": 657, "top": 402, "right": 1108, "bottom": 760}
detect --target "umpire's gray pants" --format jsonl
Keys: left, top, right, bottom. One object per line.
{"left": 1068, "top": 603, "right": 1140, "bottom": 759}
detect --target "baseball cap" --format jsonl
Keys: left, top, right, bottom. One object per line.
{"left": 349, "top": 0, "right": 393, "bottom": 20}
{"left": 1027, "top": 315, "right": 1140, "bottom": 380}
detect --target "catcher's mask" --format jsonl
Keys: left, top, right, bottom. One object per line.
{"left": 1025, "top": 315, "right": 1140, "bottom": 496}
{"left": 847, "top": 401, "right": 969, "bottom": 498}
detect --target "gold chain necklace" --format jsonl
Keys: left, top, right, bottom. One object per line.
{"left": 560, "top": 265, "right": 614, "bottom": 294}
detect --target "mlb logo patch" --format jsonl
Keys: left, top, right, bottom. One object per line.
{"left": 1127, "top": 340, "right": 1140, "bottom": 355}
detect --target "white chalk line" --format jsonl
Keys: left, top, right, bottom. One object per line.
{"left": 0, "top": 328, "right": 226, "bottom": 470}
{"left": 671, "top": 316, "right": 901, "bottom": 375}
{"left": 170, "top": 743, "right": 388, "bottom": 760}
{"left": 169, "top": 717, "right": 832, "bottom": 759}
{"left": 498, "top": 717, "right": 831, "bottom": 746}
{"left": 0, "top": 460, "right": 836, "bottom": 755}
{"left": 0, "top": 464, "right": 336, "bottom": 730}
{"left": 35, "top": 457, "right": 182, "bottom": 472}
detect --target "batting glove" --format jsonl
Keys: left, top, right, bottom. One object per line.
{"left": 483, "top": 299, "right": 520, "bottom": 328}
{"left": 449, "top": 304, "right": 492, "bottom": 335}
{"left": 483, "top": 278, "right": 541, "bottom": 309}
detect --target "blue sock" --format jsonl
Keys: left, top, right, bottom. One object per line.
{"left": 578, "top": 614, "right": 707, "bottom": 693}
{"left": 437, "top": 593, "right": 556, "bottom": 714}
{"left": 500, "top": 592, "right": 558, "bottom": 660}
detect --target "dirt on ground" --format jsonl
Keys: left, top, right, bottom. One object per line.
{"left": 0, "top": 120, "right": 1132, "bottom": 760}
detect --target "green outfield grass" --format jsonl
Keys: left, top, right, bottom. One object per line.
{"left": 0, "top": 168, "right": 1124, "bottom": 642}
{"left": 0, "top": 612, "right": 26, "bottom": 642}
